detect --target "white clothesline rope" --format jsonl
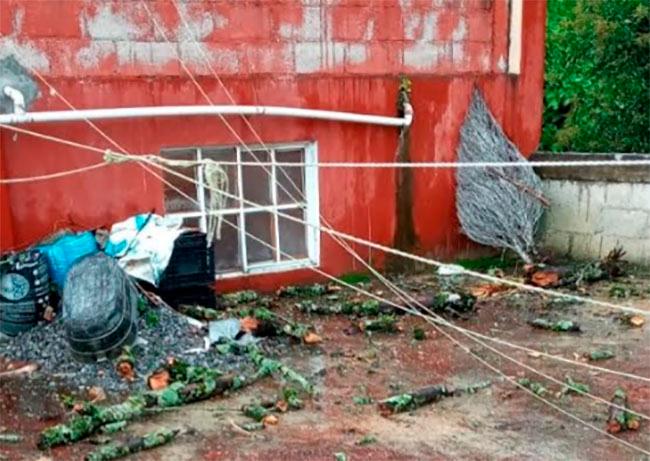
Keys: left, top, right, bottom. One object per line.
{"left": 2, "top": 125, "right": 649, "bottom": 185}
{"left": 3, "top": 120, "right": 649, "bottom": 383}
{"left": 1, "top": 122, "right": 647, "bottom": 319}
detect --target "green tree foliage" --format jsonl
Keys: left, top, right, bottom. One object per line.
{"left": 542, "top": 0, "right": 650, "bottom": 153}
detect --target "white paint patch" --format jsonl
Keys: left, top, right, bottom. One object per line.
{"left": 0, "top": 7, "right": 50, "bottom": 71}
{"left": 481, "top": 50, "right": 491, "bottom": 71}
{"left": 363, "top": 19, "right": 375, "bottom": 41}
{"left": 0, "top": 38, "right": 50, "bottom": 72}
{"left": 280, "top": 7, "right": 322, "bottom": 41}
{"left": 12, "top": 7, "right": 25, "bottom": 33}
{"left": 174, "top": 1, "right": 226, "bottom": 42}
{"left": 346, "top": 43, "right": 367, "bottom": 65}
{"left": 326, "top": 42, "right": 346, "bottom": 68}
{"left": 404, "top": 42, "right": 449, "bottom": 70}
{"left": 404, "top": 15, "right": 421, "bottom": 40}
{"left": 81, "top": 3, "right": 143, "bottom": 40}
{"left": 421, "top": 12, "right": 438, "bottom": 41}
{"left": 76, "top": 41, "right": 116, "bottom": 69}
{"left": 294, "top": 42, "right": 322, "bottom": 73}
{"left": 497, "top": 55, "right": 507, "bottom": 72}
{"left": 452, "top": 42, "right": 465, "bottom": 63}
{"left": 452, "top": 18, "right": 467, "bottom": 42}
{"left": 403, "top": 10, "right": 441, "bottom": 70}
{"left": 179, "top": 42, "right": 239, "bottom": 75}
{"left": 116, "top": 42, "right": 177, "bottom": 67}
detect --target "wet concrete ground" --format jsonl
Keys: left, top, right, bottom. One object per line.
{"left": 1, "top": 271, "right": 649, "bottom": 460}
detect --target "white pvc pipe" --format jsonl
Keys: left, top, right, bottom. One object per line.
{"left": 0, "top": 103, "right": 413, "bottom": 127}
{"left": 3, "top": 86, "right": 26, "bottom": 115}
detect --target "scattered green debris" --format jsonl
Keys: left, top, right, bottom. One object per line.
{"left": 334, "top": 452, "right": 348, "bottom": 461}
{"left": 529, "top": 318, "right": 581, "bottom": 332}
{"left": 353, "top": 395, "right": 373, "bottom": 406}
{"left": 59, "top": 394, "right": 77, "bottom": 410}
{"left": 248, "top": 307, "right": 314, "bottom": 341}
{"left": 137, "top": 297, "right": 161, "bottom": 327}
{"left": 563, "top": 376, "right": 590, "bottom": 395}
{"left": 378, "top": 381, "right": 491, "bottom": 414}
{"left": 297, "top": 299, "right": 393, "bottom": 317}
{"left": 239, "top": 421, "right": 265, "bottom": 432}
{"left": 136, "top": 297, "right": 149, "bottom": 315}
{"left": 241, "top": 404, "right": 269, "bottom": 422}
{"left": 517, "top": 378, "right": 547, "bottom": 396}
{"left": 356, "top": 434, "right": 377, "bottom": 446}
{"left": 0, "top": 433, "right": 22, "bottom": 443}
{"left": 360, "top": 314, "right": 399, "bottom": 333}
{"left": 412, "top": 327, "right": 426, "bottom": 341}
{"left": 38, "top": 359, "right": 245, "bottom": 449}
{"left": 339, "top": 272, "right": 372, "bottom": 285}
{"left": 221, "top": 290, "right": 259, "bottom": 307}
{"left": 282, "top": 387, "right": 304, "bottom": 410}
{"left": 608, "top": 284, "right": 638, "bottom": 299}
{"left": 565, "top": 247, "right": 627, "bottom": 288}
{"left": 428, "top": 291, "right": 476, "bottom": 316}
{"left": 176, "top": 304, "right": 220, "bottom": 321}
{"left": 84, "top": 428, "right": 179, "bottom": 461}
{"left": 246, "top": 344, "right": 313, "bottom": 394}
{"left": 278, "top": 284, "right": 327, "bottom": 298}
{"left": 99, "top": 421, "right": 127, "bottom": 435}
{"left": 587, "top": 349, "right": 615, "bottom": 361}
{"left": 607, "top": 388, "right": 641, "bottom": 434}
{"left": 144, "top": 309, "right": 160, "bottom": 327}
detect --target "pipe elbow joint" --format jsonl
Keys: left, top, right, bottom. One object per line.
{"left": 402, "top": 102, "right": 414, "bottom": 127}
{"left": 3, "top": 86, "right": 26, "bottom": 115}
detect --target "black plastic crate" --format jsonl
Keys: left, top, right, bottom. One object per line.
{"left": 159, "top": 231, "right": 215, "bottom": 290}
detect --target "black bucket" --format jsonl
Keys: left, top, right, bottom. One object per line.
{"left": 63, "top": 253, "right": 138, "bottom": 362}
{"left": 0, "top": 250, "right": 50, "bottom": 336}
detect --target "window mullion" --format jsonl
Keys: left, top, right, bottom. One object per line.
{"left": 236, "top": 146, "right": 248, "bottom": 272}
{"left": 196, "top": 148, "right": 207, "bottom": 233}
{"left": 270, "top": 149, "right": 281, "bottom": 262}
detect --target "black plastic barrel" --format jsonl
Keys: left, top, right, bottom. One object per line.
{"left": 0, "top": 250, "right": 50, "bottom": 336}
{"left": 63, "top": 253, "right": 138, "bottom": 362}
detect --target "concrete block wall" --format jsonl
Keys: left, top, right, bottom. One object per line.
{"left": 534, "top": 154, "right": 650, "bottom": 264}
{"left": 0, "top": 0, "right": 504, "bottom": 78}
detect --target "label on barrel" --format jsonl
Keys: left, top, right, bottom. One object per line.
{"left": 0, "top": 273, "right": 30, "bottom": 301}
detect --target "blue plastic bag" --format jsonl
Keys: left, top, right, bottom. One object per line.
{"left": 38, "top": 232, "right": 98, "bottom": 288}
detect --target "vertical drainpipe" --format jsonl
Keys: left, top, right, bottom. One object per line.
{"left": 0, "top": 130, "right": 15, "bottom": 253}
{"left": 387, "top": 76, "right": 416, "bottom": 272}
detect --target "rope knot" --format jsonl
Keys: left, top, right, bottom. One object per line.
{"left": 103, "top": 150, "right": 129, "bottom": 164}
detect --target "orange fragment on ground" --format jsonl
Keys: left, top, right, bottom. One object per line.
{"left": 530, "top": 271, "right": 560, "bottom": 287}
{"left": 303, "top": 332, "right": 322, "bottom": 344}
{"left": 240, "top": 316, "right": 259, "bottom": 333}
{"left": 148, "top": 369, "right": 171, "bottom": 391}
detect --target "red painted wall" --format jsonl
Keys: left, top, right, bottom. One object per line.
{"left": 0, "top": 0, "right": 546, "bottom": 291}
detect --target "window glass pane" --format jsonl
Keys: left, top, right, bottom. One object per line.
{"left": 161, "top": 150, "right": 199, "bottom": 213}
{"left": 202, "top": 148, "right": 239, "bottom": 209}
{"left": 213, "top": 214, "right": 242, "bottom": 274}
{"left": 279, "top": 208, "right": 308, "bottom": 260}
{"left": 276, "top": 149, "right": 304, "bottom": 204}
{"left": 245, "top": 211, "right": 276, "bottom": 264}
{"left": 241, "top": 150, "right": 272, "bottom": 208}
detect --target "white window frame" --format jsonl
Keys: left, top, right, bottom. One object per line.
{"left": 162, "top": 141, "right": 320, "bottom": 279}
{"left": 508, "top": 0, "right": 523, "bottom": 75}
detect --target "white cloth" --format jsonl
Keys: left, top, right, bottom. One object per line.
{"left": 105, "top": 214, "right": 184, "bottom": 286}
